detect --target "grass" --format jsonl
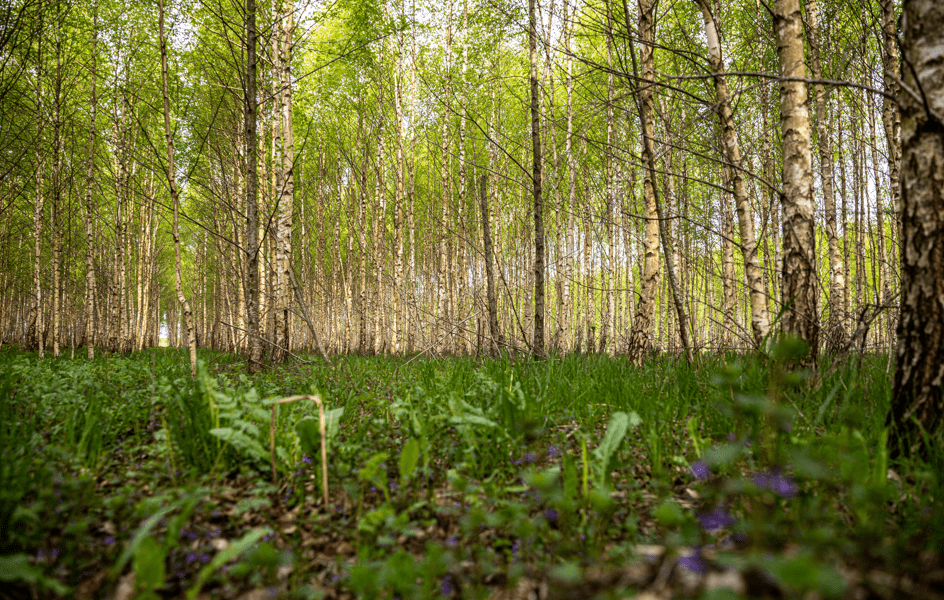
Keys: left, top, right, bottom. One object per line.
{"left": 0, "top": 344, "right": 940, "bottom": 599}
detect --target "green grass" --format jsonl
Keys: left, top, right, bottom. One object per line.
{"left": 0, "top": 345, "right": 940, "bottom": 599}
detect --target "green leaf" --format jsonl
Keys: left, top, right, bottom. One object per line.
{"left": 399, "top": 438, "right": 420, "bottom": 482}
{"left": 358, "top": 504, "right": 395, "bottom": 534}
{"left": 325, "top": 408, "right": 344, "bottom": 440}
{"left": 549, "top": 562, "right": 583, "bottom": 584}
{"left": 592, "top": 411, "right": 640, "bottom": 483}
{"left": 654, "top": 499, "right": 685, "bottom": 527}
{"left": 0, "top": 553, "right": 70, "bottom": 595}
{"left": 0, "top": 554, "right": 41, "bottom": 584}
{"left": 187, "top": 528, "right": 271, "bottom": 600}
{"left": 702, "top": 443, "right": 743, "bottom": 467}
{"left": 115, "top": 494, "right": 198, "bottom": 576}
{"left": 133, "top": 536, "right": 166, "bottom": 592}
{"left": 563, "top": 453, "right": 578, "bottom": 500}
{"left": 295, "top": 417, "right": 321, "bottom": 459}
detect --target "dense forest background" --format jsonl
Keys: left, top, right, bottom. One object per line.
{"left": 0, "top": 0, "right": 910, "bottom": 366}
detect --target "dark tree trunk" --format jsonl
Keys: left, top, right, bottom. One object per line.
{"left": 889, "top": 0, "right": 944, "bottom": 457}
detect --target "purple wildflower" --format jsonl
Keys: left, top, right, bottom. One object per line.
{"left": 771, "top": 475, "right": 798, "bottom": 498}
{"left": 677, "top": 551, "right": 708, "bottom": 574}
{"left": 697, "top": 509, "right": 735, "bottom": 531}
{"left": 186, "top": 552, "right": 198, "bottom": 563}
{"left": 440, "top": 574, "right": 454, "bottom": 596}
{"left": 104, "top": 536, "right": 115, "bottom": 546}
{"left": 200, "top": 554, "right": 210, "bottom": 563}
{"left": 524, "top": 452, "right": 537, "bottom": 464}
{"left": 752, "top": 472, "right": 770, "bottom": 489}
{"left": 544, "top": 508, "right": 559, "bottom": 522}
{"left": 678, "top": 546, "right": 707, "bottom": 572}
{"left": 753, "top": 470, "right": 798, "bottom": 498}
{"left": 445, "top": 535, "right": 458, "bottom": 548}
{"left": 547, "top": 446, "right": 561, "bottom": 458}
{"left": 691, "top": 461, "right": 710, "bottom": 480}
{"left": 302, "top": 456, "right": 312, "bottom": 465}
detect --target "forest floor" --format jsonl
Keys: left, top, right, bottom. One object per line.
{"left": 0, "top": 345, "right": 942, "bottom": 600}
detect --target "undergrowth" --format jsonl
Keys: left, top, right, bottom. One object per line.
{"left": 0, "top": 345, "right": 940, "bottom": 599}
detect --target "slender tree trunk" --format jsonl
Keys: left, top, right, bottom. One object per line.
{"left": 272, "top": 0, "right": 294, "bottom": 364}
{"left": 159, "top": 0, "right": 197, "bottom": 376}
{"left": 480, "top": 172, "right": 501, "bottom": 355}
{"left": 889, "top": 0, "right": 944, "bottom": 457}
{"left": 31, "top": 15, "right": 44, "bottom": 357}
{"left": 528, "top": 0, "right": 546, "bottom": 359}
{"left": 601, "top": 1, "right": 615, "bottom": 355}
{"left": 50, "top": 9, "right": 62, "bottom": 358}
{"left": 564, "top": 0, "right": 577, "bottom": 353}
{"left": 696, "top": 0, "right": 771, "bottom": 346}
{"left": 837, "top": 109, "right": 851, "bottom": 333}
{"left": 880, "top": 0, "right": 901, "bottom": 231}
{"left": 806, "top": 0, "right": 846, "bottom": 351}
{"left": 721, "top": 169, "right": 736, "bottom": 349}
{"left": 110, "top": 82, "right": 129, "bottom": 354}
{"left": 625, "top": 0, "right": 662, "bottom": 364}
{"left": 244, "top": 0, "right": 262, "bottom": 371}
{"left": 774, "top": 0, "right": 819, "bottom": 362}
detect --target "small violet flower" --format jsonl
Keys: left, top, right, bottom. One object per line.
{"left": 547, "top": 446, "right": 561, "bottom": 458}
{"left": 697, "top": 509, "right": 735, "bottom": 531}
{"left": 544, "top": 508, "right": 559, "bottom": 522}
{"left": 677, "top": 550, "right": 708, "bottom": 574}
{"left": 440, "top": 574, "right": 454, "bottom": 596}
{"left": 753, "top": 470, "right": 798, "bottom": 499}
{"left": 691, "top": 461, "right": 710, "bottom": 481}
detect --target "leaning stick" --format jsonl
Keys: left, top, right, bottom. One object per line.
{"left": 269, "top": 395, "right": 328, "bottom": 507}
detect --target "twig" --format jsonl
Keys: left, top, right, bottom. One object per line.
{"left": 220, "top": 321, "right": 319, "bottom": 365}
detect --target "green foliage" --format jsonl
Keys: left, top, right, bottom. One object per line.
{"left": 591, "top": 411, "right": 642, "bottom": 485}
{"left": 1, "top": 348, "right": 942, "bottom": 598}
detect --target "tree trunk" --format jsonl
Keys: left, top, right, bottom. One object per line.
{"left": 889, "top": 0, "right": 944, "bottom": 457}
{"left": 480, "top": 172, "right": 501, "bottom": 355}
{"left": 245, "top": 0, "right": 262, "bottom": 372}
{"left": 806, "top": 0, "right": 846, "bottom": 352}
{"left": 31, "top": 14, "right": 44, "bottom": 357}
{"left": 880, "top": 0, "right": 901, "bottom": 231}
{"left": 528, "top": 0, "right": 546, "bottom": 359}
{"left": 564, "top": 0, "right": 577, "bottom": 354}
{"left": 159, "top": 0, "right": 197, "bottom": 376}
{"left": 774, "top": 0, "right": 819, "bottom": 363}
{"left": 50, "top": 10, "right": 62, "bottom": 358}
{"left": 272, "top": 0, "right": 294, "bottom": 364}
{"left": 696, "top": 0, "right": 771, "bottom": 346}
{"left": 721, "top": 168, "right": 736, "bottom": 349}
{"left": 626, "top": 0, "right": 662, "bottom": 364}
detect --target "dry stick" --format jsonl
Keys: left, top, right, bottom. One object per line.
{"left": 220, "top": 321, "right": 317, "bottom": 365}
{"left": 269, "top": 394, "right": 328, "bottom": 507}
{"left": 288, "top": 266, "right": 331, "bottom": 363}
{"left": 397, "top": 311, "right": 479, "bottom": 375}
{"left": 811, "top": 292, "right": 900, "bottom": 393}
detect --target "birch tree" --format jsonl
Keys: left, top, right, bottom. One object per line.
{"left": 773, "top": 0, "right": 818, "bottom": 362}
{"left": 889, "top": 0, "right": 944, "bottom": 456}
{"left": 159, "top": 0, "right": 196, "bottom": 376}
